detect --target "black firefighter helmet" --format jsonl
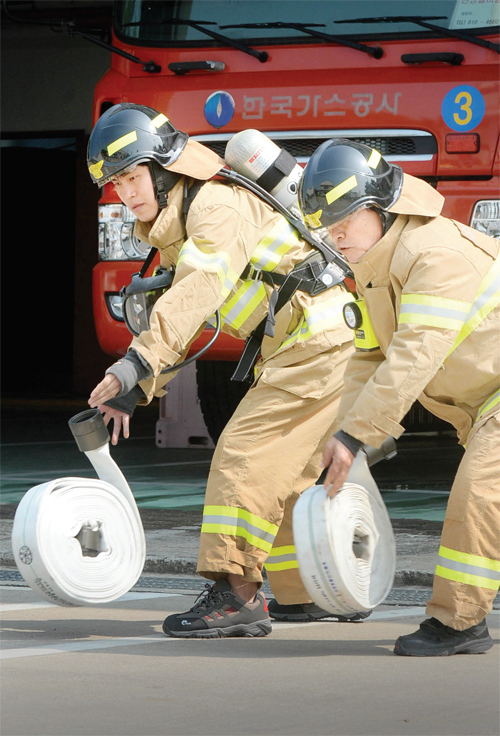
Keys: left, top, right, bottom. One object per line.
{"left": 298, "top": 139, "right": 403, "bottom": 232}
{"left": 87, "top": 103, "right": 188, "bottom": 209}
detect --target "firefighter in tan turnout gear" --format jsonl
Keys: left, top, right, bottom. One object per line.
{"left": 299, "top": 139, "right": 500, "bottom": 657}
{"left": 86, "top": 103, "right": 367, "bottom": 638}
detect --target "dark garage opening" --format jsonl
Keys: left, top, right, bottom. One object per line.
{"left": 1, "top": 132, "right": 110, "bottom": 400}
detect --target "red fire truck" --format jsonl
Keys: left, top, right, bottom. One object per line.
{"left": 92, "top": 0, "right": 499, "bottom": 445}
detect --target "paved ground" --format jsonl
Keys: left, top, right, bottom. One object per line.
{"left": 1, "top": 397, "right": 499, "bottom": 736}
{"left": 1, "top": 583, "right": 499, "bottom": 736}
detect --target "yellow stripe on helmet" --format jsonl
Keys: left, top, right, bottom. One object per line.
{"left": 367, "top": 148, "right": 381, "bottom": 169}
{"left": 151, "top": 113, "right": 169, "bottom": 128}
{"left": 325, "top": 175, "right": 358, "bottom": 205}
{"left": 107, "top": 131, "right": 138, "bottom": 156}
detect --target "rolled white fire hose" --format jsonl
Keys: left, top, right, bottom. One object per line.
{"left": 293, "top": 441, "right": 396, "bottom": 615}
{"left": 11, "top": 410, "right": 146, "bottom": 606}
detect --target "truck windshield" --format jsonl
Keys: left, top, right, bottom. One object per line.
{"left": 115, "top": 0, "right": 499, "bottom": 45}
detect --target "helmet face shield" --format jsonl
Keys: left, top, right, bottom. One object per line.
{"left": 121, "top": 268, "right": 174, "bottom": 337}
{"left": 298, "top": 139, "right": 403, "bottom": 231}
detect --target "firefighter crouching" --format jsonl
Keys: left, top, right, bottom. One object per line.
{"left": 299, "top": 139, "right": 500, "bottom": 656}
{"left": 86, "top": 103, "right": 365, "bottom": 638}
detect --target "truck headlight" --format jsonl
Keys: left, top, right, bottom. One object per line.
{"left": 470, "top": 200, "right": 500, "bottom": 240}
{"left": 98, "top": 204, "right": 151, "bottom": 260}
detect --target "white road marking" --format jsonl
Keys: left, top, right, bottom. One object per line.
{"left": 0, "top": 617, "right": 415, "bottom": 661}
{"left": 0, "top": 606, "right": 429, "bottom": 661}
{"left": 1, "top": 601, "right": 55, "bottom": 612}
{"left": 368, "top": 607, "right": 427, "bottom": 620}
{"left": 0, "top": 591, "right": 179, "bottom": 612}
{"left": 1, "top": 636, "right": 168, "bottom": 659}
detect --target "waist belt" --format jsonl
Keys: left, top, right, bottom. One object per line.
{"left": 293, "top": 443, "right": 396, "bottom": 614}
{"left": 12, "top": 410, "right": 146, "bottom": 606}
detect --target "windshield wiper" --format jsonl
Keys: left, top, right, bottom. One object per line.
{"left": 121, "top": 19, "right": 268, "bottom": 63}
{"left": 221, "top": 22, "right": 383, "bottom": 59}
{"left": 336, "top": 16, "right": 500, "bottom": 54}
{"left": 1, "top": 0, "right": 162, "bottom": 73}
{"left": 67, "top": 25, "right": 162, "bottom": 72}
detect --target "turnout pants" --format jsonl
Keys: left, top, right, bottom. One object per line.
{"left": 197, "top": 341, "right": 353, "bottom": 604}
{"left": 426, "top": 409, "right": 500, "bottom": 630}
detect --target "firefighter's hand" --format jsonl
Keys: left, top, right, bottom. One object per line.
{"left": 321, "top": 436, "right": 355, "bottom": 497}
{"left": 89, "top": 374, "right": 121, "bottom": 408}
{"left": 97, "top": 405, "right": 130, "bottom": 446}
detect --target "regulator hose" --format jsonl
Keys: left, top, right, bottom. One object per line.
{"left": 11, "top": 409, "right": 146, "bottom": 607}
{"left": 293, "top": 441, "right": 396, "bottom": 614}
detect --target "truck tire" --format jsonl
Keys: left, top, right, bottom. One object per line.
{"left": 196, "top": 360, "right": 250, "bottom": 444}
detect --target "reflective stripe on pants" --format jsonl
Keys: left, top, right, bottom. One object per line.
{"left": 264, "top": 494, "right": 310, "bottom": 604}
{"left": 426, "top": 409, "right": 500, "bottom": 630}
{"left": 436, "top": 545, "right": 500, "bottom": 591}
{"left": 265, "top": 544, "right": 299, "bottom": 572}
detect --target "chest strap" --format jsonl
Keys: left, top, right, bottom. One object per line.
{"left": 232, "top": 251, "right": 352, "bottom": 383}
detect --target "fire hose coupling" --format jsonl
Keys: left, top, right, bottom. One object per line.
{"left": 75, "top": 521, "right": 102, "bottom": 557}
{"left": 362, "top": 436, "right": 397, "bottom": 467}
{"left": 68, "top": 408, "right": 110, "bottom": 453}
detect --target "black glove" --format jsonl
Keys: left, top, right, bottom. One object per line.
{"left": 334, "top": 429, "right": 363, "bottom": 457}
{"left": 104, "top": 384, "right": 146, "bottom": 418}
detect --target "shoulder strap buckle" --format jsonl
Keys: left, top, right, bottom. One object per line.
{"left": 246, "top": 265, "right": 264, "bottom": 281}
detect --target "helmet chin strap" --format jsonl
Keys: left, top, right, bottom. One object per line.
{"left": 372, "top": 207, "right": 397, "bottom": 235}
{"left": 147, "top": 161, "right": 181, "bottom": 210}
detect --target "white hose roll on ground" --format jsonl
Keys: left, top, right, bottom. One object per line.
{"left": 293, "top": 450, "right": 395, "bottom": 615}
{"left": 12, "top": 412, "right": 146, "bottom": 607}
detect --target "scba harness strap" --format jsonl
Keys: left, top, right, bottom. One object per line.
{"left": 232, "top": 251, "right": 343, "bottom": 382}
{"left": 215, "top": 169, "right": 354, "bottom": 382}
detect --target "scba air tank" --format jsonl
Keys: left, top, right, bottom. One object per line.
{"left": 225, "top": 129, "right": 303, "bottom": 211}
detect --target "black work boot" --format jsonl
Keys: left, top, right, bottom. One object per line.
{"left": 394, "top": 617, "right": 494, "bottom": 656}
{"left": 162, "top": 581, "right": 272, "bottom": 639}
{"left": 268, "top": 599, "right": 372, "bottom": 622}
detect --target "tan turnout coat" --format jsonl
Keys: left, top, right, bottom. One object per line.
{"left": 335, "top": 173, "right": 500, "bottom": 629}
{"left": 336, "top": 174, "right": 500, "bottom": 447}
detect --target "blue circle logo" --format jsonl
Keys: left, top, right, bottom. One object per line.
{"left": 441, "top": 85, "right": 485, "bottom": 132}
{"left": 204, "top": 91, "right": 235, "bottom": 129}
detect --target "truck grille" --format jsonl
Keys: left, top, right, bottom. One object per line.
{"left": 403, "top": 403, "right": 451, "bottom": 434}
{"left": 196, "top": 130, "right": 437, "bottom": 161}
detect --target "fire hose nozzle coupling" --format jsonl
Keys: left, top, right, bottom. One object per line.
{"left": 68, "top": 409, "right": 110, "bottom": 453}
{"left": 362, "top": 437, "right": 397, "bottom": 467}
